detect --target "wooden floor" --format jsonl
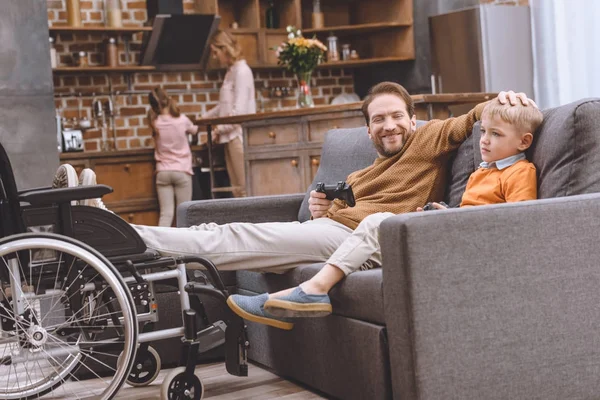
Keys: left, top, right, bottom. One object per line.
{"left": 43, "top": 362, "right": 327, "bottom": 399}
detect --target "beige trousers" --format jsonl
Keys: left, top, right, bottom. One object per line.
{"left": 134, "top": 212, "right": 395, "bottom": 275}
{"left": 155, "top": 171, "right": 192, "bottom": 227}
{"left": 224, "top": 136, "right": 246, "bottom": 197}
{"left": 134, "top": 218, "right": 353, "bottom": 272}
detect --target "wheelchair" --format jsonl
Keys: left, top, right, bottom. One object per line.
{"left": 0, "top": 142, "right": 249, "bottom": 399}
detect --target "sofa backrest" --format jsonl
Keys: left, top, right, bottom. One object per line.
{"left": 530, "top": 98, "right": 600, "bottom": 197}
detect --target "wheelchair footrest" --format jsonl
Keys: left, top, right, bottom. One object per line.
{"left": 197, "top": 320, "right": 227, "bottom": 354}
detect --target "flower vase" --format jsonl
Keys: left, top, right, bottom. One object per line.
{"left": 296, "top": 71, "right": 315, "bottom": 108}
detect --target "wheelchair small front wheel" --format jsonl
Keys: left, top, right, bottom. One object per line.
{"left": 160, "top": 367, "right": 204, "bottom": 400}
{"left": 120, "top": 345, "right": 161, "bottom": 387}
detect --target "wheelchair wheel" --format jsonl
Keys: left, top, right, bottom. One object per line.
{"left": 119, "top": 345, "right": 161, "bottom": 387}
{"left": 0, "top": 233, "right": 138, "bottom": 400}
{"left": 160, "top": 367, "right": 204, "bottom": 400}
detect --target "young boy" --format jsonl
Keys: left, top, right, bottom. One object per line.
{"left": 420, "top": 97, "right": 543, "bottom": 211}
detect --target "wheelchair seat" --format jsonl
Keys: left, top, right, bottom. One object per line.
{"left": 23, "top": 205, "right": 147, "bottom": 258}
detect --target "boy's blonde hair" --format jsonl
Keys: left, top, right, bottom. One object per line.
{"left": 210, "top": 30, "right": 243, "bottom": 62}
{"left": 482, "top": 98, "right": 544, "bottom": 134}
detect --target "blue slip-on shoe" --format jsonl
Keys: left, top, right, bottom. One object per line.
{"left": 264, "top": 287, "right": 332, "bottom": 318}
{"left": 227, "top": 293, "right": 294, "bottom": 330}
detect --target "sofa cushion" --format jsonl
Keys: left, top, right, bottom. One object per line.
{"left": 237, "top": 266, "right": 385, "bottom": 325}
{"left": 529, "top": 98, "right": 600, "bottom": 198}
{"left": 444, "top": 122, "right": 482, "bottom": 207}
{"left": 297, "top": 127, "right": 377, "bottom": 222}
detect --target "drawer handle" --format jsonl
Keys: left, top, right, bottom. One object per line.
{"left": 128, "top": 213, "right": 134, "bottom": 221}
{"left": 311, "top": 158, "right": 320, "bottom": 166}
{"left": 290, "top": 159, "right": 298, "bottom": 167}
{"left": 124, "top": 164, "right": 131, "bottom": 172}
{"left": 268, "top": 131, "right": 276, "bottom": 139}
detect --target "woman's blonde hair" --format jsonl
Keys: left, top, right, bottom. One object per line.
{"left": 211, "top": 30, "right": 243, "bottom": 62}
{"left": 147, "top": 87, "right": 180, "bottom": 135}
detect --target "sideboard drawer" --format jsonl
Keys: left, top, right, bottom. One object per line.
{"left": 307, "top": 115, "right": 365, "bottom": 143}
{"left": 95, "top": 161, "right": 156, "bottom": 203}
{"left": 119, "top": 210, "right": 159, "bottom": 226}
{"left": 246, "top": 124, "right": 301, "bottom": 147}
{"left": 247, "top": 155, "right": 304, "bottom": 196}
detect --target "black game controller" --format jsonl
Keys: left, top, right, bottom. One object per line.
{"left": 422, "top": 201, "right": 449, "bottom": 211}
{"left": 315, "top": 181, "right": 356, "bottom": 207}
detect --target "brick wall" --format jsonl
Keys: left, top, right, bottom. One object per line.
{"left": 48, "top": 0, "right": 355, "bottom": 152}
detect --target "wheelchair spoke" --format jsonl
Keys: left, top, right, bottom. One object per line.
{"left": 40, "top": 263, "right": 98, "bottom": 327}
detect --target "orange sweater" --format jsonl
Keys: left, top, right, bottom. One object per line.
{"left": 327, "top": 101, "right": 488, "bottom": 229}
{"left": 460, "top": 159, "right": 537, "bottom": 207}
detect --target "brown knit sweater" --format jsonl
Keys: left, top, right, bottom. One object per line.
{"left": 327, "top": 101, "right": 488, "bottom": 229}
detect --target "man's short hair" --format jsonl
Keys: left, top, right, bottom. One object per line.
{"left": 482, "top": 98, "right": 544, "bottom": 134}
{"left": 362, "top": 82, "right": 415, "bottom": 125}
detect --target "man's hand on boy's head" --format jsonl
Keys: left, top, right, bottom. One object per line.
{"left": 497, "top": 90, "right": 538, "bottom": 108}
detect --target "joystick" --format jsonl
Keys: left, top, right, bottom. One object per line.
{"left": 315, "top": 181, "right": 356, "bottom": 207}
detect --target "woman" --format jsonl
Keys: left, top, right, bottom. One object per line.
{"left": 202, "top": 30, "right": 256, "bottom": 197}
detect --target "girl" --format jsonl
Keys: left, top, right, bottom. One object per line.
{"left": 148, "top": 87, "right": 198, "bottom": 226}
{"left": 201, "top": 30, "right": 256, "bottom": 197}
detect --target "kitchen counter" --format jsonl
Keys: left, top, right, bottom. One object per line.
{"left": 194, "top": 92, "right": 497, "bottom": 126}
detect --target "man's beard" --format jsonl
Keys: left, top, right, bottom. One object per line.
{"left": 373, "top": 128, "right": 407, "bottom": 157}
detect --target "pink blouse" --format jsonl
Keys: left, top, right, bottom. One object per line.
{"left": 202, "top": 59, "right": 256, "bottom": 143}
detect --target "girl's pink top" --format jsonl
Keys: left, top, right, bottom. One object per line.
{"left": 153, "top": 114, "right": 198, "bottom": 175}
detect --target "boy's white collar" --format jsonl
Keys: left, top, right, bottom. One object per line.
{"left": 480, "top": 153, "right": 526, "bottom": 170}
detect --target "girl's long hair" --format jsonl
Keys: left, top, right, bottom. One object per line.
{"left": 147, "top": 87, "right": 180, "bottom": 135}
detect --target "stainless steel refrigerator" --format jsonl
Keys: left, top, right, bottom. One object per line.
{"left": 429, "top": 5, "right": 534, "bottom": 95}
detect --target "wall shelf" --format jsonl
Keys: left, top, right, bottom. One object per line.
{"left": 303, "top": 22, "right": 411, "bottom": 36}
{"left": 49, "top": 25, "right": 152, "bottom": 34}
{"left": 53, "top": 66, "right": 156, "bottom": 74}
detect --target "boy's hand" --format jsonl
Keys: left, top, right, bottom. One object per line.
{"left": 416, "top": 202, "right": 448, "bottom": 211}
{"left": 309, "top": 190, "right": 332, "bottom": 219}
{"left": 497, "top": 91, "right": 538, "bottom": 108}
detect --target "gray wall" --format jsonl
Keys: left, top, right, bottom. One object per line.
{"left": 0, "top": 1, "right": 58, "bottom": 189}
{"left": 354, "top": 0, "right": 480, "bottom": 97}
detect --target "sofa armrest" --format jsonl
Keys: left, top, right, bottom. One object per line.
{"left": 380, "top": 193, "right": 600, "bottom": 399}
{"left": 177, "top": 193, "right": 305, "bottom": 227}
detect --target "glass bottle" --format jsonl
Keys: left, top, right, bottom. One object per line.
{"left": 66, "top": 0, "right": 82, "bottom": 27}
{"left": 49, "top": 37, "right": 57, "bottom": 68}
{"left": 106, "top": 37, "right": 118, "bottom": 67}
{"left": 105, "top": 0, "right": 123, "bottom": 28}
{"left": 312, "top": 0, "right": 324, "bottom": 29}
{"left": 265, "top": 0, "right": 279, "bottom": 29}
{"left": 327, "top": 34, "right": 339, "bottom": 62}
{"left": 342, "top": 44, "right": 351, "bottom": 61}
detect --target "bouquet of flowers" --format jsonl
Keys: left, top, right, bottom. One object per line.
{"left": 276, "top": 26, "right": 327, "bottom": 74}
{"left": 275, "top": 26, "right": 327, "bottom": 107}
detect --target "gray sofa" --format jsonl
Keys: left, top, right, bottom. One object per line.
{"left": 178, "top": 98, "right": 600, "bottom": 400}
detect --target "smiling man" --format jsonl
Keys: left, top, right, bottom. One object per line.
{"left": 227, "top": 82, "right": 537, "bottom": 328}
